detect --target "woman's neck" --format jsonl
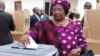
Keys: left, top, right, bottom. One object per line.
{"left": 52, "top": 17, "right": 69, "bottom": 26}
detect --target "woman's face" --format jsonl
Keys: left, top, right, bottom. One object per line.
{"left": 52, "top": 4, "right": 65, "bottom": 21}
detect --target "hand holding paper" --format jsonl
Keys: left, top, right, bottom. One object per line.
{"left": 25, "top": 36, "right": 38, "bottom": 49}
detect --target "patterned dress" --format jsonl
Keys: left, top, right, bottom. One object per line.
{"left": 25, "top": 20, "right": 87, "bottom": 56}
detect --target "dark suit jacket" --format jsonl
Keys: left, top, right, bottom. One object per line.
{"left": 0, "top": 10, "right": 15, "bottom": 45}
{"left": 30, "top": 14, "right": 40, "bottom": 27}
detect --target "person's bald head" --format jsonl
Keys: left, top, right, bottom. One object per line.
{"left": 0, "top": 0, "right": 5, "bottom": 11}
{"left": 84, "top": 2, "right": 92, "bottom": 9}
{"left": 32, "top": 7, "right": 41, "bottom": 15}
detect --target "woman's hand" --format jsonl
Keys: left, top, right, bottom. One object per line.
{"left": 21, "top": 35, "right": 30, "bottom": 46}
{"left": 69, "top": 48, "right": 81, "bottom": 56}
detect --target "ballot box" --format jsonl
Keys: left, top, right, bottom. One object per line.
{"left": 0, "top": 42, "right": 58, "bottom": 56}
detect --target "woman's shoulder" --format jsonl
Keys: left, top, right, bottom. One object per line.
{"left": 34, "top": 20, "right": 53, "bottom": 27}
{"left": 69, "top": 20, "right": 81, "bottom": 26}
{"left": 75, "top": 20, "right": 81, "bottom": 25}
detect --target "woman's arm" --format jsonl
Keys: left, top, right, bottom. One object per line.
{"left": 76, "top": 21, "right": 87, "bottom": 53}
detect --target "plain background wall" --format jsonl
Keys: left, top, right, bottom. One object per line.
{"left": 4, "top": 0, "right": 44, "bottom": 15}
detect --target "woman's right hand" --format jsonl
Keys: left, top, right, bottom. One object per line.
{"left": 21, "top": 35, "right": 30, "bottom": 46}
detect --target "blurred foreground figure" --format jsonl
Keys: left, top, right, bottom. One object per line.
{"left": 0, "top": 0, "right": 15, "bottom": 45}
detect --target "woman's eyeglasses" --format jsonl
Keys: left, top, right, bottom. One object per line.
{"left": 52, "top": 8, "right": 64, "bottom": 13}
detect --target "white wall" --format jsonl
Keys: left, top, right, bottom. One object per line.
{"left": 4, "top": 0, "right": 44, "bottom": 14}
{"left": 22, "top": 0, "right": 44, "bottom": 15}
{"left": 4, "top": 0, "right": 14, "bottom": 12}
{"left": 22, "top": 0, "right": 44, "bottom": 10}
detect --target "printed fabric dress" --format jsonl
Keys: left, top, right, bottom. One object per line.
{"left": 25, "top": 20, "right": 87, "bottom": 56}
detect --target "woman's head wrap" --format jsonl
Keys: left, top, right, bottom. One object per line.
{"left": 51, "top": 0, "right": 70, "bottom": 9}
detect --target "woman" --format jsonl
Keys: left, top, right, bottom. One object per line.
{"left": 21, "top": 0, "right": 87, "bottom": 56}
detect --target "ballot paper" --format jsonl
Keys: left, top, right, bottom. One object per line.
{"left": 25, "top": 36, "right": 38, "bottom": 49}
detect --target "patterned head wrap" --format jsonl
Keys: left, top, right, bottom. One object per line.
{"left": 51, "top": 0, "right": 70, "bottom": 9}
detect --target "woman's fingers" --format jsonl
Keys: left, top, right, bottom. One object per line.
{"left": 69, "top": 49, "right": 78, "bottom": 56}
{"left": 21, "top": 35, "right": 30, "bottom": 45}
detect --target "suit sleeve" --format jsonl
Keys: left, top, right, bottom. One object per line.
{"left": 9, "top": 14, "right": 15, "bottom": 31}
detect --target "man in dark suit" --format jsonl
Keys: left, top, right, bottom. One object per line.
{"left": 30, "top": 7, "right": 41, "bottom": 27}
{"left": 0, "top": 1, "right": 15, "bottom": 45}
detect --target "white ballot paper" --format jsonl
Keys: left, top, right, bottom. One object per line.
{"left": 25, "top": 36, "right": 38, "bottom": 49}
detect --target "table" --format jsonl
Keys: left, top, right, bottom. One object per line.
{"left": 0, "top": 42, "right": 58, "bottom": 56}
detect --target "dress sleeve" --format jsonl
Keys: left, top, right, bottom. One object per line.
{"left": 24, "top": 21, "right": 40, "bottom": 41}
{"left": 76, "top": 21, "right": 87, "bottom": 50}
{"left": 24, "top": 27, "right": 37, "bottom": 40}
